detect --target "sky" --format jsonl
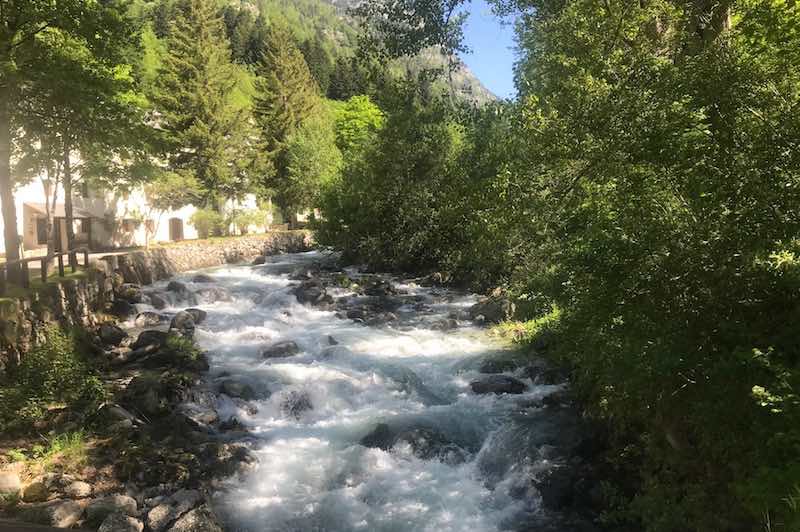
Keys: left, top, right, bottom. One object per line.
{"left": 460, "top": 0, "right": 517, "bottom": 99}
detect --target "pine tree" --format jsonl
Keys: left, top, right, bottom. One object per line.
{"left": 254, "top": 23, "right": 320, "bottom": 219}
{"left": 154, "top": 0, "right": 255, "bottom": 210}
{"left": 300, "top": 36, "right": 333, "bottom": 95}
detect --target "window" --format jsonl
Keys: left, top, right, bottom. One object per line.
{"left": 36, "top": 217, "right": 48, "bottom": 245}
{"left": 78, "top": 218, "right": 90, "bottom": 235}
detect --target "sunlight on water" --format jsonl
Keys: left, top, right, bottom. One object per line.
{"left": 144, "top": 251, "right": 563, "bottom": 532}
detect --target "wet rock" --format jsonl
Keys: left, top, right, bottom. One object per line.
{"left": 360, "top": 423, "right": 394, "bottom": 450}
{"left": 195, "top": 287, "right": 231, "bottom": 303}
{"left": 171, "top": 489, "right": 202, "bottom": 514}
{"left": 346, "top": 308, "right": 365, "bottom": 320}
{"left": 64, "top": 480, "right": 92, "bottom": 498}
{"left": 183, "top": 308, "right": 207, "bottom": 325}
{"left": 167, "top": 504, "right": 223, "bottom": 532}
{"left": 280, "top": 390, "right": 313, "bottom": 419}
{"left": 218, "top": 380, "right": 255, "bottom": 400}
{"left": 21, "top": 480, "right": 49, "bottom": 502}
{"left": 148, "top": 503, "right": 175, "bottom": 532}
{"left": 364, "top": 280, "right": 396, "bottom": 297}
{"left": 180, "top": 403, "right": 219, "bottom": 428}
{"left": 117, "top": 283, "right": 145, "bottom": 303}
{"left": 99, "top": 512, "right": 144, "bottom": 532}
{"left": 19, "top": 499, "right": 83, "bottom": 528}
{"left": 86, "top": 494, "right": 138, "bottom": 525}
{"left": 167, "top": 281, "right": 190, "bottom": 294}
{"left": 365, "top": 312, "right": 398, "bottom": 326}
{"left": 252, "top": 256, "right": 266, "bottom": 265}
{"left": 99, "top": 323, "right": 127, "bottom": 346}
{"left": 289, "top": 268, "right": 314, "bottom": 281}
{"left": 121, "top": 374, "right": 192, "bottom": 418}
{"left": 218, "top": 417, "right": 247, "bottom": 432}
{"left": 469, "top": 295, "right": 515, "bottom": 324}
{"left": 327, "top": 335, "right": 339, "bottom": 346}
{"left": 524, "top": 361, "right": 568, "bottom": 385}
{"left": 395, "top": 427, "right": 467, "bottom": 463}
{"left": 431, "top": 318, "right": 458, "bottom": 331}
{"left": 197, "top": 443, "right": 257, "bottom": 479}
{"left": 170, "top": 311, "right": 196, "bottom": 338}
{"left": 149, "top": 293, "right": 168, "bottom": 310}
{"left": 261, "top": 340, "right": 299, "bottom": 358}
{"left": 470, "top": 375, "right": 528, "bottom": 395}
{"left": 294, "top": 280, "right": 327, "bottom": 305}
{"left": 0, "top": 471, "right": 21, "bottom": 495}
{"left": 192, "top": 274, "right": 215, "bottom": 283}
{"left": 132, "top": 330, "right": 169, "bottom": 351}
{"left": 135, "top": 311, "right": 164, "bottom": 328}
{"left": 111, "top": 299, "right": 137, "bottom": 318}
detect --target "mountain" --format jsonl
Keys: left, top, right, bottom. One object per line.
{"left": 254, "top": 0, "right": 496, "bottom": 104}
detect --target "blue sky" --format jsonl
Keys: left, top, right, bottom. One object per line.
{"left": 460, "top": 0, "right": 517, "bottom": 99}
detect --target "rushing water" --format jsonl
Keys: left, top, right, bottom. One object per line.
{"left": 141, "top": 251, "right": 580, "bottom": 532}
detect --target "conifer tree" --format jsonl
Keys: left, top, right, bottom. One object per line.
{"left": 154, "top": 0, "right": 256, "bottom": 211}
{"left": 300, "top": 36, "right": 333, "bottom": 95}
{"left": 254, "top": 24, "right": 320, "bottom": 220}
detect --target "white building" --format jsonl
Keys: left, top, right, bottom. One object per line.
{"left": 0, "top": 179, "right": 274, "bottom": 257}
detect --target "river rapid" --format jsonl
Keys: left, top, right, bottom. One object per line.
{"left": 142, "top": 251, "right": 590, "bottom": 532}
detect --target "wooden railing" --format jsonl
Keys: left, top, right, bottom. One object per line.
{"left": 0, "top": 247, "right": 90, "bottom": 296}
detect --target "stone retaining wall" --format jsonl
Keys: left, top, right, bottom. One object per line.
{"left": 0, "top": 231, "right": 312, "bottom": 373}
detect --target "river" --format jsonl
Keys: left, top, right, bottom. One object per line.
{"left": 144, "top": 251, "right": 587, "bottom": 532}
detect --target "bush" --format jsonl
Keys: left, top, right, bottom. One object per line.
{"left": 0, "top": 327, "right": 107, "bottom": 433}
{"left": 189, "top": 208, "right": 225, "bottom": 238}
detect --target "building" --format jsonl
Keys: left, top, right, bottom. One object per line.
{"left": 0, "top": 179, "right": 274, "bottom": 257}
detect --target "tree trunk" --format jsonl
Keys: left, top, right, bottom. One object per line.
{"left": 63, "top": 140, "right": 77, "bottom": 267}
{"left": 0, "top": 87, "right": 22, "bottom": 283}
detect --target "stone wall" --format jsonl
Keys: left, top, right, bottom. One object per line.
{"left": 0, "top": 231, "right": 312, "bottom": 373}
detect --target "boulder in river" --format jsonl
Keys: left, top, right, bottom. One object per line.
{"left": 261, "top": 340, "right": 299, "bottom": 358}
{"left": 468, "top": 295, "right": 515, "bottom": 324}
{"left": 218, "top": 379, "right": 256, "bottom": 400}
{"left": 116, "top": 283, "right": 144, "bottom": 303}
{"left": 111, "top": 299, "right": 137, "bottom": 318}
{"left": 99, "top": 323, "right": 128, "bottom": 346}
{"left": 360, "top": 424, "right": 467, "bottom": 463}
{"left": 184, "top": 308, "right": 208, "bottom": 325}
{"left": 192, "top": 274, "right": 215, "bottom": 283}
{"left": 280, "top": 390, "right": 313, "bottom": 419}
{"left": 167, "top": 504, "right": 223, "bottom": 532}
{"left": 135, "top": 311, "right": 164, "bottom": 328}
{"left": 294, "top": 280, "right": 328, "bottom": 305}
{"left": 470, "top": 375, "right": 528, "bottom": 395}
{"left": 132, "top": 330, "right": 169, "bottom": 351}
{"left": 252, "top": 255, "right": 266, "bottom": 265}
{"left": 170, "top": 311, "right": 196, "bottom": 338}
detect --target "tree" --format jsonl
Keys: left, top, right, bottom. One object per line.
{"left": 154, "top": 0, "right": 260, "bottom": 213}
{"left": 284, "top": 109, "right": 342, "bottom": 213}
{"left": 0, "top": 0, "right": 127, "bottom": 280}
{"left": 299, "top": 36, "right": 333, "bottom": 95}
{"left": 18, "top": 28, "right": 141, "bottom": 261}
{"left": 333, "top": 95, "right": 385, "bottom": 154}
{"left": 253, "top": 23, "right": 320, "bottom": 221}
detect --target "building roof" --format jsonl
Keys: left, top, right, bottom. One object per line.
{"left": 24, "top": 202, "right": 94, "bottom": 219}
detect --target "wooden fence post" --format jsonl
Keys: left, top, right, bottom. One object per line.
{"left": 21, "top": 260, "right": 29, "bottom": 288}
{"left": 40, "top": 257, "right": 47, "bottom": 283}
{"left": 0, "top": 265, "right": 5, "bottom": 296}
{"left": 70, "top": 252, "right": 77, "bottom": 273}
{"left": 58, "top": 254, "right": 65, "bottom": 277}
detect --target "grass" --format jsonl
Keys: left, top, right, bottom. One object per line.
{"left": 3, "top": 431, "right": 89, "bottom": 477}
{"left": 490, "top": 304, "right": 562, "bottom": 345}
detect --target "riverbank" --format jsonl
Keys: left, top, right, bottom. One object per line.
{"left": 0, "top": 234, "right": 312, "bottom": 531}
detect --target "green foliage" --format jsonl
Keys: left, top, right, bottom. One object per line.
{"left": 228, "top": 208, "right": 268, "bottom": 234}
{"left": 283, "top": 107, "right": 343, "bottom": 212}
{"left": 0, "top": 328, "right": 106, "bottom": 433}
{"left": 154, "top": 0, "right": 262, "bottom": 207}
{"left": 254, "top": 22, "right": 322, "bottom": 212}
{"left": 189, "top": 208, "right": 226, "bottom": 239}
{"left": 333, "top": 95, "right": 385, "bottom": 154}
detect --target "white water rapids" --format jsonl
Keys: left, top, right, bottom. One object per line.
{"left": 139, "top": 251, "right": 579, "bottom": 532}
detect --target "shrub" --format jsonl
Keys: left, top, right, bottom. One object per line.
{"left": 0, "top": 327, "right": 107, "bottom": 433}
{"left": 189, "top": 208, "right": 225, "bottom": 238}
